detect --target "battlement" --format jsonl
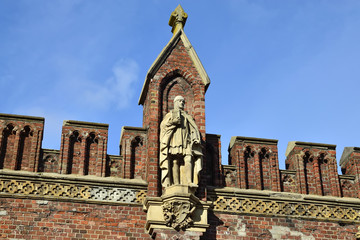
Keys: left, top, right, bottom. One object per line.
{"left": 0, "top": 113, "right": 44, "bottom": 172}
{"left": 1, "top": 112, "right": 360, "bottom": 201}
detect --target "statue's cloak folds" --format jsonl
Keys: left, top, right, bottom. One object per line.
{"left": 160, "top": 109, "right": 203, "bottom": 187}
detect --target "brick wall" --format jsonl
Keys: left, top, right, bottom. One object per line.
{"left": 0, "top": 198, "right": 150, "bottom": 240}
{"left": 204, "top": 213, "right": 358, "bottom": 240}
{"left": 1, "top": 195, "right": 359, "bottom": 239}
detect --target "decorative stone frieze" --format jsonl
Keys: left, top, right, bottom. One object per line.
{"left": 0, "top": 169, "right": 146, "bottom": 205}
{"left": 208, "top": 187, "right": 360, "bottom": 223}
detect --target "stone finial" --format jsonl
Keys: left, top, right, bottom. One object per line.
{"left": 169, "top": 5, "right": 188, "bottom": 34}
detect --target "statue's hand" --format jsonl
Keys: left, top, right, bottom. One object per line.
{"left": 173, "top": 117, "right": 181, "bottom": 125}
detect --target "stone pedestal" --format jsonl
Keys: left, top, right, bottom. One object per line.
{"left": 144, "top": 185, "right": 210, "bottom": 236}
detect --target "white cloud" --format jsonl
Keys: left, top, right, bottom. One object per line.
{"left": 81, "top": 59, "right": 139, "bottom": 110}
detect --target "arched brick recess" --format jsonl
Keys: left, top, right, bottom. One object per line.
{"left": 0, "top": 123, "right": 16, "bottom": 169}
{"left": 160, "top": 70, "right": 195, "bottom": 121}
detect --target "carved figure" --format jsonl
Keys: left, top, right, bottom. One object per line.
{"left": 159, "top": 96, "right": 203, "bottom": 187}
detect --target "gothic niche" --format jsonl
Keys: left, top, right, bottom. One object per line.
{"left": 42, "top": 154, "right": 59, "bottom": 173}
{"left": 302, "top": 151, "right": 313, "bottom": 194}
{"left": 84, "top": 132, "right": 98, "bottom": 175}
{"left": 108, "top": 155, "right": 122, "bottom": 177}
{"left": 205, "top": 142, "right": 215, "bottom": 186}
{"left": 341, "top": 179, "right": 355, "bottom": 198}
{"left": 0, "top": 124, "right": 16, "bottom": 169}
{"left": 258, "top": 147, "right": 270, "bottom": 190}
{"left": 243, "top": 146, "right": 255, "bottom": 189}
{"left": 130, "top": 136, "right": 143, "bottom": 179}
{"left": 67, "top": 131, "right": 81, "bottom": 174}
{"left": 160, "top": 72, "right": 194, "bottom": 119}
{"left": 282, "top": 173, "right": 296, "bottom": 192}
{"left": 16, "top": 126, "right": 32, "bottom": 170}
{"left": 224, "top": 169, "right": 236, "bottom": 187}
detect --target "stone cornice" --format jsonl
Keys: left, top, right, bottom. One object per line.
{"left": 208, "top": 187, "right": 360, "bottom": 223}
{"left": 0, "top": 170, "right": 147, "bottom": 205}
{"left": 63, "top": 120, "right": 109, "bottom": 130}
{"left": 285, "top": 141, "right": 337, "bottom": 157}
{"left": 0, "top": 113, "right": 44, "bottom": 122}
{"left": 120, "top": 126, "right": 147, "bottom": 143}
{"left": 340, "top": 146, "right": 360, "bottom": 167}
{"left": 229, "top": 136, "right": 278, "bottom": 150}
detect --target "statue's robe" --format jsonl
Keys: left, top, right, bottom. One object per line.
{"left": 159, "top": 109, "right": 203, "bottom": 187}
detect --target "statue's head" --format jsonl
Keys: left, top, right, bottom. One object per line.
{"left": 174, "top": 95, "right": 185, "bottom": 110}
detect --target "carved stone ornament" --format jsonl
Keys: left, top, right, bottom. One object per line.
{"left": 356, "top": 226, "right": 360, "bottom": 239}
{"left": 162, "top": 199, "right": 195, "bottom": 231}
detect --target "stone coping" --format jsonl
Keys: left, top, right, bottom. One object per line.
{"left": 229, "top": 136, "right": 278, "bottom": 150}
{"left": 139, "top": 30, "right": 182, "bottom": 105}
{"left": 280, "top": 169, "right": 296, "bottom": 174}
{"left": 208, "top": 187, "right": 360, "bottom": 223}
{"left": 0, "top": 169, "right": 147, "bottom": 188}
{"left": 120, "top": 126, "right": 147, "bottom": 143}
{"left": 0, "top": 113, "right": 44, "bottom": 122}
{"left": 122, "top": 126, "right": 147, "bottom": 131}
{"left": 222, "top": 165, "right": 236, "bottom": 170}
{"left": 206, "top": 133, "right": 221, "bottom": 138}
{"left": 108, "top": 154, "right": 122, "bottom": 160}
{"left": 42, "top": 148, "right": 60, "bottom": 154}
{"left": 63, "top": 120, "right": 109, "bottom": 129}
{"left": 340, "top": 147, "right": 360, "bottom": 167}
{"left": 208, "top": 186, "right": 360, "bottom": 206}
{"left": 0, "top": 169, "right": 147, "bottom": 206}
{"left": 138, "top": 28, "right": 210, "bottom": 105}
{"left": 285, "top": 141, "right": 336, "bottom": 157}
{"left": 339, "top": 174, "right": 356, "bottom": 180}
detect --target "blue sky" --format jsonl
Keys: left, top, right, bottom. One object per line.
{"left": 1, "top": 1, "right": 360, "bottom": 172}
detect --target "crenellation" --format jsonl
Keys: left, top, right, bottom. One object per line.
{"left": 1, "top": 5, "right": 360, "bottom": 239}
{"left": 285, "top": 141, "right": 341, "bottom": 197}
{"left": 119, "top": 126, "right": 147, "bottom": 180}
{"left": 59, "top": 120, "right": 109, "bottom": 177}
{"left": 339, "top": 147, "right": 360, "bottom": 198}
{"left": 0, "top": 113, "right": 44, "bottom": 172}
{"left": 228, "top": 136, "right": 281, "bottom": 191}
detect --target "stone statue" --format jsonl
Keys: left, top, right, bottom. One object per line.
{"left": 159, "top": 96, "right": 203, "bottom": 188}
